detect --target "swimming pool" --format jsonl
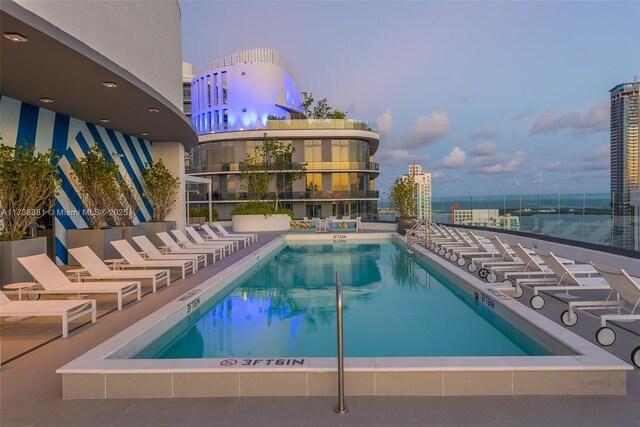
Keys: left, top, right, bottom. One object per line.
{"left": 58, "top": 233, "right": 631, "bottom": 398}
{"left": 135, "top": 241, "right": 550, "bottom": 359}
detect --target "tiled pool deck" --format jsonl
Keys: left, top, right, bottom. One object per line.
{"left": 1, "top": 231, "right": 639, "bottom": 426}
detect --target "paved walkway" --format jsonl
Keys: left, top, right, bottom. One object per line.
{"left": 1, "top": 231, "right": 639, "bottom": 426}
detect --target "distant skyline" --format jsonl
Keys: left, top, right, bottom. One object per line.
{"left": 180, "top": 0, "right": 639, "bottom": 198}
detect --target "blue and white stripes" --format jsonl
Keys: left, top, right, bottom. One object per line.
{"left": 0, "top": 96, "right": 153, "bottom": 265}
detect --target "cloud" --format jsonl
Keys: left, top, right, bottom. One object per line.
{"left": 579, "top": 144, "right": 609, "bottom": 171}
{"left": 441, "top": 146, "right": 466, "bottom": 168}
{"left": 377, "top": 148, "right": 431, "bottom": 168}
{"left": 432, "top": 171, "right": 466, "bottom": 183}
{"left": 470, "top": 150, "right": 526, "bottom": 175}
{"left": 376, "top": 109, "right": 393, "bottom": 140}
{"left": 511, "top": 109, "right": 535, "bottom": 122}
{"left": 543, "top": 162, "right": 564, "bottom": 171}
{"left": 404, "top": 111, "right": 450, "bottom": 148}
{"left": 469, "top": 141, "right": 497, "bottom": 157}
{"left": 470, "top": 127, "right": 498, "bottom": 140}
{"left": 529, "top": 102, "right": 609, "bottom": 136}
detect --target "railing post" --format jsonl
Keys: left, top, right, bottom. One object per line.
{"left": 335, "top": 271, "right": 348, "bottom": 414}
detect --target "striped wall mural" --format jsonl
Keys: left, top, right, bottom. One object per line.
{"left": 0, "top": 96, "right": 153, "bottom": 265}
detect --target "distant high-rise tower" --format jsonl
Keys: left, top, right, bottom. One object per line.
{"left": 406, "top": 164, "right": 432, "bottom": 221}
{"left": 610, "top": 81, "right": 639, "bottom": 250}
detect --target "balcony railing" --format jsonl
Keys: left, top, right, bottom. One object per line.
{"left": 188, "top": 190, "right": 380, "bottom": 202}
{"left": 188, "top": 162, "right": 379, "bottom": 174}
{"left": 266, "top": 119, "right": 377, "bottom": 132}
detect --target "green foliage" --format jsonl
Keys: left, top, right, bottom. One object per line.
{"left": 300, "top": 91, "right": 348, "bottom": 119}
{"left": 231, "top": 202, "right": 293, "bottom": 218}
{"left": 0, "top": 143, "right": 61, "bottom": 241}
{"left": 70, "top": 144, "right": 123, "bottom": 229}
{"left": 387, "top": 175, "right": 417, "bottom": 217}
{"left": 239, "top": 151, "right": 271, "bottom": 202}
{"left": 238, "top": 134, "right": 306, "bottom": 210}
{"left": 266, "top": 114, "right": 286, "bottom": 121}
{"left": 189, "top": 206, "right": 219, "bottom": 221}
{"left": 142, "top": 159, "right": 180, "bottom": 222}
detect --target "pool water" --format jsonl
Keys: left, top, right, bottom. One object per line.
{"left": 134, "top": 242, "right": 551, "bottom": 359}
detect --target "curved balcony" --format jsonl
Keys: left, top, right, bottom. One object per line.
{"left": 188, "top": 161, "right": 380, "bottom": 174}
{"left": 188, "top": 190, "right": 380, "bottom": 202}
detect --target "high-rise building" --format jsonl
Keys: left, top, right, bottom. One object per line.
{"left": 187, "top": 49, "right": 380, "bottom": 219}
{"left": 182, "top": 62, "right": 198, "bottom": 121}
{"left": 406, "top": 164, "right": 432, "bottom": 221}
{"left": 610, "top": 81, "right": 639, "bottom": 250}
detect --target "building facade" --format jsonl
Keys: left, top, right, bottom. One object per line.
{"left": 453, "top": 209, "right": 520, "bottom": 231}
{"left": 1, "top": 0, "right": 197, "bottom": 265}
{"left": 187, "top": 49, "right": 380, "bottom": 219}
{"left": 610, "top": 81, "right": 639, "bottom": 250}
{"left": 406, "top": 164, "right": 432, "bottom": 221}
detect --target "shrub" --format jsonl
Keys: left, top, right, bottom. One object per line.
{"left": 231, "top": 202, "right": 293, "bottom": 218}
{"left": 142, "top": 159, "right": 180, "bottom": 221}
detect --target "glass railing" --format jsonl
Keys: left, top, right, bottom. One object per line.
{"left": 266, "top": 119, "right": 377, "bottom": 132}
{"left": 188, "top": 161, "right": 379, "bottom": 174}
{"left": 429, "top": 193, "right": 639, "bottom": 252}
{"left": 190, "top": 190, "right": 380, "bottom": 202}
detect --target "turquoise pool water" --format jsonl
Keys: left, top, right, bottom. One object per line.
{"left": 135, "top": 241, "right": 551, "bottom": 359}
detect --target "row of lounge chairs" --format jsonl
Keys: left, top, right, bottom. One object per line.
{"left": 0, "top": 223, "right": 256, "bottom": 338}
{"left": 419, "top": 224, "right": 640, "bottom": 368}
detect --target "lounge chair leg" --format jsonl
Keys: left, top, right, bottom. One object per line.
{"left": 118, "top": 293, "right": 123, "bottom": 310}
{"left": 62, "top": 313, "right": 69, "bottom": 338}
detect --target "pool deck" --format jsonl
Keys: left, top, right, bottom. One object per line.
{"left": 1, "top": 230, "right": 640, "bottom": 426}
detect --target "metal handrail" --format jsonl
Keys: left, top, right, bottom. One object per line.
{"left": 334, "top": 271, "right": 348, "bottom": 414}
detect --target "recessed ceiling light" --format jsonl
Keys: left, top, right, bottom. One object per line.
{"left": 140, "top": 132, "right": 149, "bottom": 137}
{"left": 148, "top": 107, "right": 159, "bottom": 113}
{"left": 4, "top": 33, "right": 27, "bottom": 42}
{"left": 102, "top": 82, "right": 118, "bottom": 88}
{"left": 39, "top": 97, "right": 53, "bottom": 103}
{"left": 99, "top": 118, "right": 111, "bottom": 123}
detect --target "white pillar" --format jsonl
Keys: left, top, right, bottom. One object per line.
{"left": 151, "top": 141, "right": 186, "bottom": 229}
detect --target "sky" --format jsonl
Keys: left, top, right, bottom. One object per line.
{"left": 180, "top": 0, "right": 640, "bottom": 198}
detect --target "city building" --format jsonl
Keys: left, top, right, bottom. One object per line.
{"left": 406, "top": 163, "right": 432, "bottom": 221}
{"left": 182, "top": 62, "right": 197, "bottom": 121}
{"left": 1, "top": 0, "right": 197, "bottom": 264}
{"left": 610, "top": 81, "right": 639, "bottom": 250}
{"left": 453, "top": 209, "right": 520, "bottom": 231}
{"left": 187, "top": 48, "right": 380, "bottom": 219}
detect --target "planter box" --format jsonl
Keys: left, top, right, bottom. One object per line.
{"left": 140, "top": 221, "right": 177, "bottom": 248}
{"left": 397, "top": 216, "right": 416, "bottom": 236}
{"left": 232, "top": 214, "right": 290, "bottom": 232}
{"left": 0, "top": 237, "right": 47, "bottom": 285}
{"left": 36, "top": 229, "right": 55, "bottom": 260}
{"left": 117, "top": 225, "right": 144, "bottom": 247}
{"left": 67, "top": 228, "right": 123, "bottom": 265}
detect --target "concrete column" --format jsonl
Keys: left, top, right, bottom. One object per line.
{"left": 151, "top": 141, "right": 186, "bottom": 229}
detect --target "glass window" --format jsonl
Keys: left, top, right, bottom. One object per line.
{"left": 206, "top": 75, "right": 211, "bottom": 108}
{"left": 306, "top": 173, "right": 322, "bottom": 192}
{"left": 223, "top": 109, "right": 228, "bottom": 130}
{"left": 222, "top": 71, "right": 228, "bottom": 104}
{"left": 304, "top": 140, "right": 322, "bottom": 162}
{"left": 214, "top": 110, "right": 219, "bottom": 131}
{"left": 214, "top": 73, "right": 219, "bottom": 106}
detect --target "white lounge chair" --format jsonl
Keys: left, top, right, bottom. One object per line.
{"left": 132, "top": 235, "right": 207, "bottom": 269}
{"left": 212, "top": 222, "right": 257, "bottom": 244}
{"left": 582, "top": 263, "right": 640, "bottom": 355}
{"left": 526, "top": 250, "right": 610, "bottom": 310}
{"left": 111, "top": 240, "right": 195, "bottom": 279}
{"left": 186, "top": 226, "right": 239, "bottom": 251}
{"left": 17, "top": 254, "right": 141, "bottom": 310}
{"left": 68, "top": 246, "right": 170, "bottom": 293}
{"left": 0, "top": 291, "right": 96, "bottom": 338}
{"left": 156, "top": 232, "right": 223, "bottom": 262}
{"left": 171, "top": 229, "right": 233, "bottom": 256}
{"left": 201, "top": 224, "right": 248, "bottom": 248}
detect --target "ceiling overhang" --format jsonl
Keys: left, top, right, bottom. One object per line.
{"left": 0, "top": 1, "right": 198, "bottom": 148}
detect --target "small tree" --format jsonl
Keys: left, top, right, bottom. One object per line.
{"left": 238, "top": 152, "right": 270, "bottom": 202}
{"left": 71, "top": 144, "right": 121, "bottom": 229}
{"left": 113, "top": 176, "right": 139, "bottom": 226}
{"left": 299, "top": 91, "right": 348, "bottom": 119}
{"left": 142, "top": 159, "right": 180, "bottom": 221}
{"left": 0, "top": 143, "right": 61, "bottom": 241}
{"left": 259, "top": 133, "right": 306, "bottom": 210}
{"left": 387, "top": 175, "right": 417, "bottom": 217}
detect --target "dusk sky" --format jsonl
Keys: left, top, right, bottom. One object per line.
{"left": 180, "top": 0, "right": 640, "bottom": 198}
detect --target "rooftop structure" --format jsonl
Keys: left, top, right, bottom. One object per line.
{"left": 186, "top": 49, "right": 380, "bottom": 219}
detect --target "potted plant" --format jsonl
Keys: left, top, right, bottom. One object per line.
{"left": 141, "top": 159, "right": 180, "bottom": 246}
{"left": 67, "top": 144, "right": 123, "bottom": 262}
{"left": 387, "top": 175, "right": 417, "bottom": 235}
{"left": 0, "top": 143, "right": 60, "bottom": 284}
{"left": 233, "top": 133, "right": 304, "bottom": 232}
